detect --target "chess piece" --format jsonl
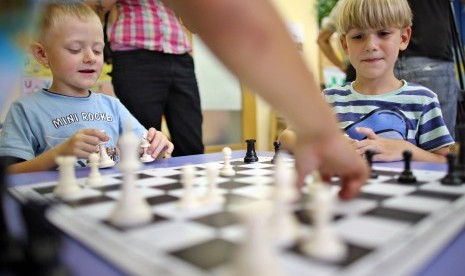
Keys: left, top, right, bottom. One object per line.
{"left": 98, "top": 141, "right": 116, "bottom": 168}
{"left": 108, "top": 127, "right": 152, "bottom": 227}
{"left": 270, "top": 140, "right": 281, "bottom": 164}
{"left": 269, "top": 154, "right": 299, "bottom": 248}
{"left": 441, "top": 153, "right": 462, "bottom": 186}
{"left": 203, "top": 163, "right": 224, "bottom": 204}
{"left": 244, "top": 139, "right": 259, "bottom": 163}
{"left": 53, "top": 156, "right": 81, "bottom": 199}
{"left": 220, "top": 147, "right": 236, "bottom": 176}
{"left": 456, "top": 124, "right": 465, "bottom": 181}
{"left": 232, "top": 202, "right": 284, "bottom": 276}
{"left": 178, "top": 165, "right": 200, "bottom": 209}
{"left": 397, "top": 150, "right": 417, "bottom": 184}
{"left": 140, "top": 132, "right": 155, "bottom": 163}
{"left": 86, "top": 152, "right": 104, "bottom": 187}
{"left": 365, "top": 149, "right": 378, "bottom": 179}
{"left": 301, "top": 182, "right": 347, "bottom": 262}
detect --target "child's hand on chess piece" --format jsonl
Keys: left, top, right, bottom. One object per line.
{"left": 353, "top": 127, "right": 448, "bottom": 163}
{"left": 55, "top": 129, "right": 109, "bottom": 159}
{"left": 142, "top": 127, "right": 174, "bottom": 159}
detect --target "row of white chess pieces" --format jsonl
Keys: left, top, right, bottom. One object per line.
{"left": 53, "top": 148, "right": 347, "bottom": 271}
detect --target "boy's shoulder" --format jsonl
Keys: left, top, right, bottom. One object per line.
{"left": 401, "top": 81, "right": 438, "bottom": 98}
{"left": 323, "top": 82, "right": 352, "bottom": 95}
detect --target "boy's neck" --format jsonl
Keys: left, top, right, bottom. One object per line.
{"left": 352, "top": 76, "right": 403, "bottom": 95}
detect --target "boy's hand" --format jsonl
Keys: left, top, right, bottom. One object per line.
{"left": 57, "top": 129, "right": 109, "bottom": 158}
{"left": 353, "top": 127, "right": 410, "bottom": 162}
{"left": 145, "top": 127, "right": 174, "bottom": 159}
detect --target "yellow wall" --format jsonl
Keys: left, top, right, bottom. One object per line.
{"left": 256, "top": 0, "right": 319, "bottom": 151}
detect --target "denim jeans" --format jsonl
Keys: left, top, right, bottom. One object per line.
{"left": 395, "top": 56, "right": 458, "bottom": 139}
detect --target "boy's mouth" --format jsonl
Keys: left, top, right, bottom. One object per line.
{"left": 79, "top": 69, "right": 96, "bottom": 73}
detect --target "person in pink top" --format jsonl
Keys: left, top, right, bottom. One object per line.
{"left": 87, "top": 0, "right": 204, "bottom": 157}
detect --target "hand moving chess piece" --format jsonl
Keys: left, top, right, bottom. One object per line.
{"left": 244, "top": 139, "right": 258, "bottom": 163}
{"left": 53, "top": 156, "right": 81, "bottom": 199}
{"left": 140, "top": 132, "right": 155, "bottom": 163}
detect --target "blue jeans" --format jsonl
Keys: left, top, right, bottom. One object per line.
{"left": 395, "top": 56, "right": 458, "bottom": 139}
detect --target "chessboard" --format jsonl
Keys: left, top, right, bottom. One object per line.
{"left": 8, "top": 154, "right": 465, "bottom": 276}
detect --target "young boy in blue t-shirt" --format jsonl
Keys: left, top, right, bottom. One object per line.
{"left": 0, "top": 2, "right": 173, "bottom": 173}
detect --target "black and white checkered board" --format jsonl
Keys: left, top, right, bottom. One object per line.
{"left": 8, "top": 156, "right": 465, "bottom": 276}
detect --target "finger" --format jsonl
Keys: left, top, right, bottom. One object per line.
{"left": 355, "top": 127, "right": 377, "bottom": 140}
{"left": 83, "top": 128, "right": 109, "bottom": 143}
{"left": 294, "top": 149, "right": 318, "bottom": 190}
{"left": 149, "top": 134, "right": 164, "bottom": 158}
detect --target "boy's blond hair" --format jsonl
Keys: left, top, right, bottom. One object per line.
{"left": 36, "top": 1, "right": 99, "bottom": 42}
{"left": 336, "top": 0, "right": 412, "bottom": 35}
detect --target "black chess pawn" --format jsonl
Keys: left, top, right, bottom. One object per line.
{"left": 441, "top": 153, "right": 462, "bottom": 186}
{"left": 456, "top": 124, "right": 465, "bottom": 181}
{"left": 244, "top": 139, "right": 259, "bottom": 163}
{"left": 271, "top": 140, "right": 281, "bottom": 164}
{"left": 397, "top": 150, "right": 417, "bottom": 184}
{"left": 365, "top": 149, "right": 378, "bottom": 179}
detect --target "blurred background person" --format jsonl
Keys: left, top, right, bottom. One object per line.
{"left": 394, "top": 0, "right": 460, "bottom": 139}
{"left": 317, "top": 0, "right": 356, "bottom": 83}
{"left": 86, "top": 0, "right": 204, "bottom": 157}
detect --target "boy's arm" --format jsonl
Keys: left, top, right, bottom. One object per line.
{"left": 7, "top": 129, "right": 109, "bottom": 174}
{"left": 353, "top": 127, "right": 449, "bottom": 163}
{"left": 317, "top": 29, "right": 346, "bottom": 72}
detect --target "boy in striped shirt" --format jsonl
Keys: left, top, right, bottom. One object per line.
{"left": 280, "top": 0, "right": 454, "bottom": 163}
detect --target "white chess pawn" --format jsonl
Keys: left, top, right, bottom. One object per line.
{"left": 232, "top": 202, "right": 284, "bottom": 276}
{"left": 220, "top": 147, "right": 235, "bottom": 177}
{"left": 140, "top": 132, "right": 155, "bottom": 163}
{"left": 269, "top": 154, "right": 299, "bottom": 248}
{"left": 54, "top": 156, "right": 81, "bottom": 199}
{"left": 203, "top": 163, "right": 224, "bottom": 204}
{"left": 178, "top": 165, "right": 200, "bottom": 209}
{"left": 98, "top": 142, "right": 116, "bottom": 168}
{"left": 86, "top": 152, "right": 104, "bottom": 187}
{"left": 300, "top": 182, "right": 347, "bottom": 262}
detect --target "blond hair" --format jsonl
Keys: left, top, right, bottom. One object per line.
{"left": 36, "top": 1, "right": 99, "bottom": 42}
{"left": 336, "top": 0, "right": 412, "bottom": 35}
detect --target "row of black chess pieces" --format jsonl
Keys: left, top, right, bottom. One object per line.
{"left": 250, "top": 138, "right": 464, "bottom": 187}
{"left": 366, "top": 149, "right": 464, "bottom": 186}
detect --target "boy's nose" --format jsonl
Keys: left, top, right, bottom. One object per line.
{"left": 83, "top": 49, "right": 96, "bottom": 64}
{"left": 364, "top": 35, "right": 379, "bottom": 52}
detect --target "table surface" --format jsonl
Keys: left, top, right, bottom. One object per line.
{"left": 4, "top": 151, "right": 465, "bottom": 276}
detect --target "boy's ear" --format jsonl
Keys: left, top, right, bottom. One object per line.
{"left": 339, "top": 35, "right": 349, "bottom": 54}
{"left": 30, "top": 42, "right": 49, "bottom": 66}
{"left": 399, "top": 26, "right": 412, "bottom": 51}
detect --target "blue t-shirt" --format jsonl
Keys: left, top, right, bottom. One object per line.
{"left": 323, "top": 81, "right": 454, "bottom": 151}
{"left": 0, "top": 89, "right": 146, "bottom": 166}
